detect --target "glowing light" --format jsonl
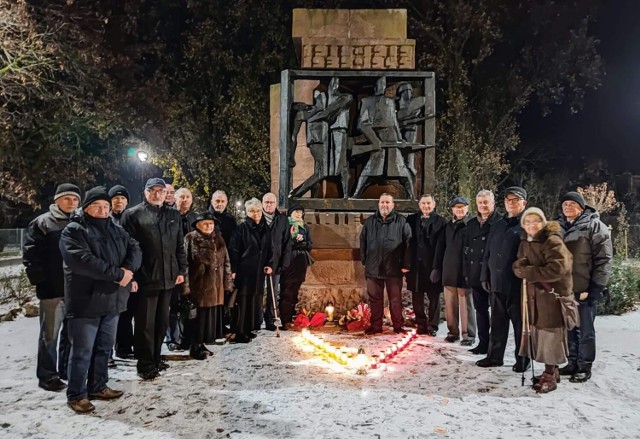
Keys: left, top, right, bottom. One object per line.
{"left": 136, "top": 150, "right": 149, "bottom": 162}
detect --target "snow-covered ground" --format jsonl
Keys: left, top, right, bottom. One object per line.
{"left": 1, "top": 308, "right": 639, "bottom": 439}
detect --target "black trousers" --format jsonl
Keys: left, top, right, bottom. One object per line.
{"left": 280, "top": 278, "right": 305, "bottom": 325}
{"left": 487, "top": 290, "right": 525, "bottom": 364}
{"left": 253, "top": 289, "right": 265, "bottom": 331}
{"left": 232, "top": 293, "right": 255, "bottom": 337}
{"left": 367, "top": 277, "right": 403, "bottom": 330}
{"left": 472, "top": 287, "right": 491, "bottom": 350}
{"left": 411, "top": 289, "right": 441, "bottom": 331}
{"left": 167, "top": 286, "right": 184, "bottom": 346}
{"left": 134, "top": 289, "right": 171, "bottom": 373}
{"left": 115, "top": 292, "right": 139, "bottom": 356}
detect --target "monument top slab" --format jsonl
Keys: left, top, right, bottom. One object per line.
{"left": 292, "top": 9, "right": 408, "bottom": 39}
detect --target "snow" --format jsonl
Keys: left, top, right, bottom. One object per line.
{"left": 1, "top": 308, "right": 639, "bottom": 438}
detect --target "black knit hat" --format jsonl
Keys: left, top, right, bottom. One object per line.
{"left": 82, "top": 186, "right": 110, "bottom": 209}
{"left": 287, "top": 204, "right": 305, "bottom": 217}
{"left": 191, "top": 211, "right": 216, "bottom": 229}
{"left": 560, "top": 191, "right": 586, "bottom": 210}
{"left": 108, "top": 185, "right": 130, "bottom": 201}
{"left": 54, "top": 183, "right": 81, "bottom": 201}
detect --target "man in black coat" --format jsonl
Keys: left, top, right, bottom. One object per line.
{"left": 228, "top": 198, "right": 273, "bottom": 343}
{"left": 434, "top": 197, "right": 476, "bottom": 345}
{"left": 109, "top": 184, "right": 136, "bottom": 359}
{"left": 208, "top": 189, "right": 238, "bottom": 248}
{"left": 120, "top": 178, "right": 188, "bottom": 380}
{"left": 360, "top": 194, "right": 412, "bottom": 334}
{"left": 406, "top": 194, "right": 447, "bottom": 336}
{"left": 464, "top": 190, "right": 501, "bottom": 355}
{"left": 60, "top": 186, "right": 141, "bottom": 413}
{"left": 166, "top": 187, "right": 198, "bottom": 350}
{"left": 23, "top": 182, "right": 81, "bottom": 392}
{"left": 477, "top": 186, "right": 530, "bottom": 372}
{"left": 261, "top": 192, "right": 291, "bottom": 331}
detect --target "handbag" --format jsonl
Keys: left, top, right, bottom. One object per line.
{"left": 225, "top": 289, "right": 238, "bottom": 310}
{"left": 540, "top": 282, "right": 580, "bottom": 330}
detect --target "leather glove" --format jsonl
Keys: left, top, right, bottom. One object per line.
{"left": 429, "top": 269, "right": 441, "bottom": 283}
{"left": 481, "top": 281, "right": 491, "bottom": 293}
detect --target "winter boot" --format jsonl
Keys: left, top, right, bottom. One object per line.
{"left": 559, "top": 362, "right": 578, "bottom": 376}
{"left": 570, "top": 364, "right": 592, "bottom": 383}
{"left": 532, "top": 366, "right": 560, "bottom": 387}
{"left": 535, "top": 372, "right": 558, "bottom": 393}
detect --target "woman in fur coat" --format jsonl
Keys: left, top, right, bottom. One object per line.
{"left": 512, "top": 207, "right": 573, "bottom": 393}
{"left": 184, "top": 212, "right": 233, "bottom": 359}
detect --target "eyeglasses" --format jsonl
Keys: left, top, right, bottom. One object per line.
{"left": 523, "top": 220, "right": 542, "bottom": 226}
{"left": 263, "top": 201, "right": 276, "bottom": 204}
{"left": 505, "top": 197, "right": 522, "bottom": 204}
{"left": 147, "top": 188, "right": 167, "bottom": 195}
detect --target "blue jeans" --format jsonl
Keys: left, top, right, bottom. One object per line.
{"left": 567, "top": 300, "right": 597, "bottom": 367}
{"left": 66, "top": 314, "right": 119, "bottom": 401}
{"left": 37, "top": 298, "right": 69, "bottom": 382}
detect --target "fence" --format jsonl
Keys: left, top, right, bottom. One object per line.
{"left": 0, "top": 229, "right": 26, "bottom": 257}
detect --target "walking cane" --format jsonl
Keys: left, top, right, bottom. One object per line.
{"left": 520, "top": 278, "right": 535, "bottom": 386}
{"left": 268, "top": 274, "right": 281, "bottom": 338}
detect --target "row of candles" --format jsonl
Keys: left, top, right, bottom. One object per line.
{"left": 299, "top": 328, "right": 418, "bottom": 374}
{"left": 370, "top": 328, "right": 418, "bottom": 370}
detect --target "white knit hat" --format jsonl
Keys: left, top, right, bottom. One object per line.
{"left": 520, "top": 207, "right": 547, "bottom": 227}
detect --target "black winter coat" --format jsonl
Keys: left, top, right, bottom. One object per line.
{"left": 179, "top": 209, "right": 198, "bottom": 237}
{"left": 406, "top": 211, "right": 447, "bottom": 292}
{"left": 360, "top": 210, "right": 412, "bottom": 279}
{"left": 282, "top": 221, "right": 312, "bottom": 286}
{"left": 22, "top": 204, "right": 71, "bottom": 300}
{"left": 59, "top": 211, "right": 142, "bottom": 319}
{"left": 120, "top": 201, "right": 187, "bottom": 291}
{"left": 464, "top": 210, "right": 501, "bottom": 290}
{"left": 481, "top": 212, "right": 524, "bottom": 296}
{"left": 228, "top": 218, "right": 273, "bottom": 297}
{"left": 208, "top": 206, "right": 238, "bottom": 248}
{"left": 435, "top": 216, "right": 470, "bottom": 288}
{"left": 263, "top": 211, "right": 292, "bottom": 274}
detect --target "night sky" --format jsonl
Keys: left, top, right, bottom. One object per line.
{"left": 521, "top": 0, "right": 640, "bottom": 174}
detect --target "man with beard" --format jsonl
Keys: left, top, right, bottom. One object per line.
{"left": 360, "top": 194, "right": 412, "bottom": 334}
{"left": 208, "top": 190, "right": 238, "bottom": 248}
{"left": 261, "top": 192, "right": 291, "bottom": 331}
{"left": 23, "top": 183, "right": 81, "bottom": 392}
{"left": 406, "top": 194, "right": 447, "bottom": 336}
{"left": 120, "top": 178, "right": 187, "bottom": 380}
{"left": 477, "top": 187, "right": 530, "bottom": 372}
{"left": 464, "top": 190, "right": 501, "bottom": 355}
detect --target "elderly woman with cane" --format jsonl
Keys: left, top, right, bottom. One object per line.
{"left": 512, "top": 207, "right": 573, "bottom": 393}
{"left": 183, "top": 212, "right": 233, "bottom": 359}
{"left": 228, "top": 198, "right": 273, "bottom": 343}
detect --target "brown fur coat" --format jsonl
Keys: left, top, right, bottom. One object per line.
{"left": 184, "top": 230, "right": 233, "bottom": 308}
{"left": 513, "top": 221, "right": 573, "bottom": 329}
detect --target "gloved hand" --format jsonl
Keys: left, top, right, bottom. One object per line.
{"left": 481, "top": 281, "right": 491, "bottom": 293}
{"left": 429, "top": 269, "right": 441, "bottom": 283}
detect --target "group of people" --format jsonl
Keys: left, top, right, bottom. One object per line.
{"left": 361, "top": 188, "right": 612, "bottom": 393}
{"left": 22, "top": 179, "right": 313, "bottom": 413}
{"left": 21, "top": 177, "right": 613, "bottom": 414}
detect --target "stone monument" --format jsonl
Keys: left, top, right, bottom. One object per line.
{"left": 269, "top": 9, "right": 435, "bottom": 314}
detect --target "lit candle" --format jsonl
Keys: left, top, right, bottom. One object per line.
{"left": 379, "top": 351, "right": 386, "bottom": 363}
{"left": 325, "top": 304, "right": 335, "bottom": 322}
{"left": 386, "top": 347, "right": 393, "bottom": 357}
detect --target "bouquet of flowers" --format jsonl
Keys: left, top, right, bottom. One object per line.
{"left": 338, "top": 302, "right": 371, "bottom": 332}
{"left": 293, "top": 308, "right": 327, "bottom": 329}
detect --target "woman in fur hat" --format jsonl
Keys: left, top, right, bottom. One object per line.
{"left": 512, "top": 207, "right": 574, "bottom": 393}
{"left": 184, "top": 212, "right": 233, "bottom": 359}
{"left": 279, "top": 204, "right": 313, "bottom": 328}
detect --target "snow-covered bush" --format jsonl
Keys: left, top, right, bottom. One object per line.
{"left": 600, "top": 259, "right": 640, "bottom": 315}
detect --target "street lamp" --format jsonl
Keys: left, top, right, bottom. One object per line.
{"left": 136, "top": 150, "right": 149, "bottom": 162}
